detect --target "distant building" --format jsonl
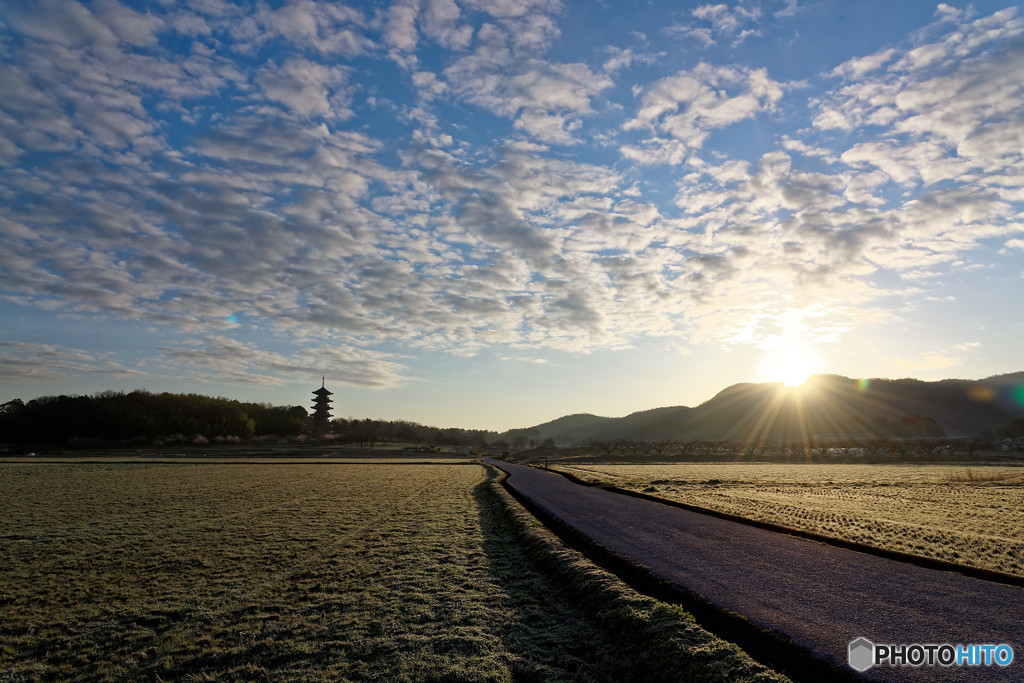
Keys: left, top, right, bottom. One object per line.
{"left": 311, "top": 378, "right": 333, "bottom": 431}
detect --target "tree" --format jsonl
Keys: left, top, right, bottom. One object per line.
{"left": 832, "top": 439, "right": 861, "bottom": 458}
{"left": 713, "top": 439, "right": 737, "bottom": 457}
{"left": 913, "top": 438, "right": 949, "bottom": 457}
{"left": 957, "top": 439, "right": 990, "bottom": 457}
{"left": 887, "top": 440, "right": 916, "bottom": 459}
{"left": 244, "top": 403, "right": 307, "bottom": 436}
{"left": 1, "top": 398, "right": 25, "bottom": 415}
{"left": 649, "top": 440, "right": 676, "bottom": 456}
{"left": 589, "top": 440, "right": 618, "bottom": 456}
{"left": 998, "top": 417, "right": 1024, "bottom": 437}
{"left": 676, "top": 440, "right": 698, "bottom": 457}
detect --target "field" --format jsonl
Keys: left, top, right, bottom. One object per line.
{"left": 0, "top": 461, "right": 783, "bottom": 682}
{"left": 557, "top": 463, "right": 1024, "bottom": 578}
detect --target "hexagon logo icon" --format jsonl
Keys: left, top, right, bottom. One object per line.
{"left": 849, "top": 637, "right": 875, "bottom": 672}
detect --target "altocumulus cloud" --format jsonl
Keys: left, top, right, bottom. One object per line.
{"left": 0, "top": 342, "right": 144, "bottom": 382}
{"left": 0, "top": 0, "right": 1022, "bottom": 392}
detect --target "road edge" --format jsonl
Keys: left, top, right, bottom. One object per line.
{"left": 484, "top": 460, "right": 863, "bottom": 683}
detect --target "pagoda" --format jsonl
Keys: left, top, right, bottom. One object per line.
{"left": 311, "top": 377, "right": 333, "bottom": 431}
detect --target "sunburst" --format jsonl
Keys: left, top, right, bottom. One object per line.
{"left": 758, "top": 338, "right": 822, "bottom": 388}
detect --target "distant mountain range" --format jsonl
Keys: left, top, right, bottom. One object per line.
{"left": 506, "top": 373, "right": 1024, "bottom": 443}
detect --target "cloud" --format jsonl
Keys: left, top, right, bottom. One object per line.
{"left": 443, "top": 22, "right": 612, "bottom": 144}
{"left": 883, "top": 351, "right": 961, "bottom": 374}
{"left": 384, "top": 0, "right": 473, "bottom": 60}
{"left": 0, "top": 341, "right": 144, "bottom": 382}
{"left": 816, "top": 7, "right": 1024, "bottom": 145}
{"left": 671, "top": 2, "right": 764, "bottom": 47}
{"left": 830, "top": 48, "right": 896, "bottom": 80}
{"left": 692, "top": 3, "right": 760, "bottom": 35}
{"left": 774, "top": 0, "right": 800, "bottom": 19}
{"left": 623, "top": 63, "right": 786, "bottom": 163}
{"left": 384, "top": 0, "right": 420, "bottom": 54}
{"left": 499, "top": 355, "right": 549, "bottom": 364}
{"left": 421, "top": 0, "right": 473, "bottom": 48}
{"left": 766, "top": 5, "right": 1024, "bottom": 290}
{"left": 602, "top": 46, "right": 663, "bottom": 74}
{"left": 1, "top": 0, "right": 1022, "bottom": 395}
{"left": 4, "top": 0, "right": 121, "bottom": 49}
{"left": 240, "top": 1, "right": 374, "bottom": 56}
{"left": 463, "top": 0, "right": 562, "bottom": 21}
{"left": 666, "top": 25, "right": 715, "bottom": 48}
{"left": 256, "top": 58, "right": 352, "bottom": 120}
{"left": 157, "top": 336, "right": 409, "bottom": 388}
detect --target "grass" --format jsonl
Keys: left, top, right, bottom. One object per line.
{"left": 941, "top": 467, "right": 1012, "bottom": 483}
{"left": 0, "top": 461, "right": 786, "bottom": 682}
{"left": 557, "top": 463, "right": 1024, "bottom": 578}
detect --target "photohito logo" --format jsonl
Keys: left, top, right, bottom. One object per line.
{"left": 849, "top": 637, "right": 1014, "bottom": 672}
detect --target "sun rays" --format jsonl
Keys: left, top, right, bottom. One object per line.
{"left": 758, "top": 344, "right": 820, "bottom": 387}
{"left": 756, "top": 309, "right": 824, "bottom": 388}
{"left": 705, "top": 375, "right": 905, "bottom": 459}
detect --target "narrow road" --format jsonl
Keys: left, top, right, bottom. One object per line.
{"left": 487, "top": 459, "right": 1023, "bottom": 682}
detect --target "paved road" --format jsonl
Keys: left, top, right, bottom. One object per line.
{"left": 487, "top": 459, "right": 1024, "bottom": 682}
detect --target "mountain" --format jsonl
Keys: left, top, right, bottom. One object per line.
{"left": 504, "top": 413, "right": 613, "bottom": 444}
{"left": 512, "top": 373, "right": 1024, "bottom": 443}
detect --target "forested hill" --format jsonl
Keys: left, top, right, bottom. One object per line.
{"left": 507, "top": 373, "right": 1024, "bottom": 443}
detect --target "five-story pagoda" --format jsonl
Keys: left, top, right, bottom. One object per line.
{"left": 311, "top": 377, "right": 333, "bottom": 432}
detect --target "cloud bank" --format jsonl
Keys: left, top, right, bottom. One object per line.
{"left": 1, "top": 0, "right": 1022, "bottom": 392}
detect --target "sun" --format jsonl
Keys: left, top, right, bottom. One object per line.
{"left": 758, "top": 342, "right": 822, "bottom": 387}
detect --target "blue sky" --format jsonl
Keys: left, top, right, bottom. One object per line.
{"left": 1, "top": 0, "right": 1022, "bottom": 431}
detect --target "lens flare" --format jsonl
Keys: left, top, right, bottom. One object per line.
{"left": 968, "top": 385, "right": 996, "bottom": 403}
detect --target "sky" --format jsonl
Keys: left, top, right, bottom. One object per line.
{"left": 1, "top": 0, "right": 1023, "bottom": 432}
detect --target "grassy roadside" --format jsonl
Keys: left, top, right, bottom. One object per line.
{"left": 0, "top": 461, "right": 786, "bottom": 681}
{"left": 556, "top": 463, "right": 1024, "bottom": 578}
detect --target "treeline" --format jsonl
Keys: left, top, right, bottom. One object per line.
{"left": 329, "top": 418, "right": 498, "bottom": 449}
{"left": 580, "top": 436, "right": 996, "bottom": 460}
{"left": 0, "top": 391, "right": 308, "bottom": 444}
{"left": 0, "top": 391, "right": 500, "bottom": 449}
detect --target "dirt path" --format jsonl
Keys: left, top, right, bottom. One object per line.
{"left": 487, "top": 459, "right": 1023, "bottom": 682}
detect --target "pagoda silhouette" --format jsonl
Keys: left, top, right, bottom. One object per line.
{"left": 311, "top": 377, "right": 333, "bottom": 432}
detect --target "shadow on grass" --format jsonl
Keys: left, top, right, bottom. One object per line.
{"left": 471, "top": 470, "right": 635, "bottom": 683}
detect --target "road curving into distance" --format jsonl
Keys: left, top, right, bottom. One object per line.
{"left": 485, "top": 459, "right": 1023, "bottom": 682}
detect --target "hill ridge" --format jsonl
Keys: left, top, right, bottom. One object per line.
{"left": 506, "top": 373, "right": 1024, "bottom": 443}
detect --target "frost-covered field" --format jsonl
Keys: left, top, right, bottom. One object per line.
{"left": 0, "top": 462, "right": 646, "bottom": 681}
{"left": 560, "top": 463, "right": 1024, "bottom": 577}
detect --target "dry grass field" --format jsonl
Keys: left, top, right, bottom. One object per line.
{"left": 558, "top": 463, "right": 1024, "bottom": 578}
{"left": 0, "top": 461, "right": 784, "bottom": 682}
